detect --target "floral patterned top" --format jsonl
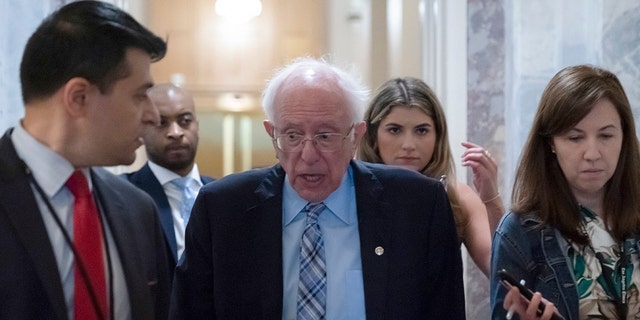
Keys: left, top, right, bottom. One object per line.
{"left": 567, "top": 206, "right": 640, "bottom": 319}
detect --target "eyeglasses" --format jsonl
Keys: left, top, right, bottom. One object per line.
{"left": 273, "top": 125, "right": 354, "bottom": 153}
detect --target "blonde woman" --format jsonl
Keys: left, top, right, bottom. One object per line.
{"left": 358, "top": 77, "right": 504, "bottom": 276}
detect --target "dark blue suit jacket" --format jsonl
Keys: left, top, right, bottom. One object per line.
{"left": 0, "top": 131, "right": 170, "bottom": 320}
{"left": 124, "top": 163, "right": 214, "bottom": 266}
{"left": 170, "top": 160, "right": 465, "bottom": 319}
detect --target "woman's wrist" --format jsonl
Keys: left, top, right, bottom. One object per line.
{"left": 482, "top": 192, "right": 501, "bottom": 204}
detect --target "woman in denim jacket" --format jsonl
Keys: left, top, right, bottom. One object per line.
{"left": 491, "top": 65, "right": 640, "bottom": 320}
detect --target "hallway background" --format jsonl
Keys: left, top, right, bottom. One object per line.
{"left": 2, "top": 0, "right": 640, "bottom": 318}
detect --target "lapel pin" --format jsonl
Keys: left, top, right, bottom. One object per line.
{"left": 375, "top": 246, "right": 384, "bottom": 256}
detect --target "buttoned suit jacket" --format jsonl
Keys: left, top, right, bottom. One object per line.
{"left": 0, "top": 131, "right": 171, "bottom": 320}
{"left": 124, "top": 163, "right": 215, "bottom": 267}
{"left": 170, "top": 160, "right": 465, "bottom": 319}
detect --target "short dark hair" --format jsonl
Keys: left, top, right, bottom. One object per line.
{"left": 20, "top": 0, "right": 167, "bottom": 103}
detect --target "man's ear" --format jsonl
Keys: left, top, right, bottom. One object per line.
{"left": 350, "top": 121, "right": 367, "bottom": 155}
{"left": 353, "top": 121, "right": 367, "bottom": 143}
{"left": 263, "top": 120, "right": 275, "bottom": 138}
{"left": 62, "top": 77, "right": 93, "bottom": 117}
{"left": 354, "top": 121, "right": 367, "bottom": 136}
{"left": 263, "top": 120, "right": 279, "bottom": 159}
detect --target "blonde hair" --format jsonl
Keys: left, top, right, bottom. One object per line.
{"left": 359, "top": 77, "right": 467, "bottom": 239}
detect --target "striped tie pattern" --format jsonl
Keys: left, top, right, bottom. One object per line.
{"left": 297, "top": 202, "right": 327, "bottom": 320}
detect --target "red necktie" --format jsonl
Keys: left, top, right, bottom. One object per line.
{"left": 66, "top": 171, "right": 108, "bottom": 320}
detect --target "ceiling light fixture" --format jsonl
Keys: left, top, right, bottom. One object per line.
{"left": 215, "top": 0, "right": 263, "bottom": 23}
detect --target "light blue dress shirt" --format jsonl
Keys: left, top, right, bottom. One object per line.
{"left": 282, "top": 166, "right": 365, "bottom": 320}
{"left": 11, "top": 125, "right": 131, "bottom": 320}
{"left": 148, "top": 161, "right": 203, "bottom": 258}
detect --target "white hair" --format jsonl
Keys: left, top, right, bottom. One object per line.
{"left": 261, "top": 56, "right": 370, "bottom": 124}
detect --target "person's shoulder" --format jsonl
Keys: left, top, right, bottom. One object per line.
{"left": 120, "top": 171, "right": 136, "bottom": 184}
{"left": 201, "top": 165, "right": 281, "bottom": 193}
{"left": 201, "top": 174, "right": 215, "bottom": 184}
{"left": 496, "top": 210, "right": 544, "bottom": 236}
{"left": 119, "top": 163, "right": 152, "bottom": 184}
{"left": 356, "top": 160, "right": 432, "bottom": 182}
{"left": 121, "top": 170, "right": 137, "bottom": 181}
{"left": 493, "top": 210, "right": 552, "bottom": 266}
{"left": 454, "top": 181, "right": 475, "bottom": 197}
{"left": 353, "top": 161, "right": 444, "bottom": 199}
{"left": 94, "top": 167, "right": 155, "bottom": 203}
{"left": 95, "top": 167, "right": 132, "bottom": 184}
{"left": 454, "top": 182, "right": 484, "bottom": 208}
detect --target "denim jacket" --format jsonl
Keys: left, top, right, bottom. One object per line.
{"left": 490, "top": 211, "right": 579, "bottom": 320}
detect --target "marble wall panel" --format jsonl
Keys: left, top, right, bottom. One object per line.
{"left": 466, "top": 1, "right": 640, "bottom": 319}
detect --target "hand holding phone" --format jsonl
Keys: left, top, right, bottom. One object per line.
{"left": 497, "top": 269, "right": 566, "bottom": 320}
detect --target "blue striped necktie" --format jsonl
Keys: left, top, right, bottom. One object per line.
{"left": 297, "top": 202, "right": 327, "bottom": 320}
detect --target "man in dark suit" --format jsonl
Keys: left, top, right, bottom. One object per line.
{"left": 0, "top": 1, "right": 170, "bottom": 319}
{"left": 125, "top": 83, "right": 214, "bottom": 267}
{"left": 170, "top": 57, "right": 465, "bottom": 319}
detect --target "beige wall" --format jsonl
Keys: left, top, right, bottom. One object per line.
{"left": 145, "top": 0, "right": 327, "bottom": 178}
{"left": 132, "top": 0, "right": 432, "bottom": 180}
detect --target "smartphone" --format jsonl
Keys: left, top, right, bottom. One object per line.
{"left": 497, "top": 269, "right": 566, "bottom": 320}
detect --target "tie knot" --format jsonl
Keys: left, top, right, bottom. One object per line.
{"left": 172, "top": 176, "right": 188, "bottom": 187}
{"left": 304, "top": 202, "right": 325, "bottom": 222}
{"left": 66, "top": 171, "right": 91, "bottom": 198}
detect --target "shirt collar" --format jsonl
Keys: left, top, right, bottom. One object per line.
{"left": 283, "top": 166, "right": 355, "bottom": 226}
{"left": 148, "top": 161, "right": 202, "bottom": 187}
{"left": 11, "top": 124, "right": 78, "bottom": 197}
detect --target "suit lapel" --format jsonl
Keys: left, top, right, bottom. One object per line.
{"left": 92, "top": 169, "right": 154, "bottom": 319}
{"left": 253, "top": 165, "right": 286, "bottom": 316}
{"left": 0, "top": 132, "right": 68, "bottom": 320}
{"left": 351, "top": 161, "right": 391, "bottom": 317}
{"left": 252, "top": 162, "right": 392, "bottom": 316}
{"left": 248, "top": 163, "right": 392, "bottom": 316}
{"left": 200, "top": 175, "right": 215, "bottom": 184}
{"left": 129, "top": 164, "right": 178, "bottom": 262}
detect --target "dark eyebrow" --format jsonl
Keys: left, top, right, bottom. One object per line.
{"left": 566, "top": 124, "right": 619, "bottom": 134}
{"left": 599, "top": 124, "right": 619, "bottom": 131}
{"left": 565, "top": 127, "right": 584, "bottom": 134}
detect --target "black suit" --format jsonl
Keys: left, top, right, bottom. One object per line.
{"left": 0, "top": 131, "right": 170, "bottom": 320}
{"left": 170, "top": 160, "right": 465, "bottom": 319}
{"left": 123, "top": 163, "right": 215, "bottom": 267}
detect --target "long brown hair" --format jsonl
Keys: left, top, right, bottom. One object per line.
{"left": 512, "top": 65, "right": 640, "bottom": 244}
{"left": 358, "top": 77, "right": 467, "bottom": 239}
